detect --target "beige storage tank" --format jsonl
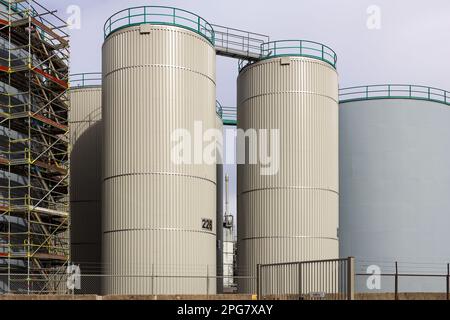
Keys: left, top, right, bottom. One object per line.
{"left": 102, "top": 7, "right": 217, "bottom": 294}
{"left": 237, "top": 40, "right": 340, "bottom": 293}
{"left": 69, "top": 73, "right": 102, "bottom": 294}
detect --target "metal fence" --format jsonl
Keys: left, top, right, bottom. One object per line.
{"left": 3, "top": 259, "right": 450, "bottom": 298}
{"left": 0, "top": 274, "right": 252, "bottom": 295}
{"left": 257, "top": 258, "right": 355, "bottom": 300}
{"left": 356, "top": 261, "right": 450, "bottom": 300}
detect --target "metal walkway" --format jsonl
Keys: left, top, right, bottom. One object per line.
{"left": 213, "top": 24, "right": 269, "bottom": 61}
{"left": 213, "top": 26, "right": 269, "bottom": 126}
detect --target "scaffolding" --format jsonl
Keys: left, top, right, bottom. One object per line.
{"left": 0, "top": 0, "right": 70, "bottom": 294}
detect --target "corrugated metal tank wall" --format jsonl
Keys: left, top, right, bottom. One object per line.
{"left": 102, "top": 24, "right": 217, "bottom": 295}
{"left": 69, "top": 86, "right": 102, "bottom": 294}
{"left": 216, "top": 114, "right": 224, "bottom": 293}
{"left": 340, "top": 98, "right": 450, "bottom": 293}
{"left": 237, "top": 57, "right": 339, "bottom": 293}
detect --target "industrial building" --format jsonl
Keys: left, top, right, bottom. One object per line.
{"left": 223, "top": 174, "right": 236, "bottom": 293}
{"left": 216, "top": 102, "right": 224, "bottom": 294}
{"left": 0, "top": 0, "right": 70, "bottom": 293}
{"left": 0, "top": 1, "right": 449, "bottom": 299}
{"left": 339, "top": 85, "right": 450, "bottom": 293}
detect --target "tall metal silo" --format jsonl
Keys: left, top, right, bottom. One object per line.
{"left": 237, "top": 40, "right": 340, "bottom": 293}
{"left": 340, "top": 85, "right": 450, "bottom": 293}
{"left": 216, "top": 102, "right": 224, "bottom": 293}
{"left": 69, "top": 73, "right": 102, "bottom": 294}
{"left": 102, "top": 6, "right": 217, "bottom": 295}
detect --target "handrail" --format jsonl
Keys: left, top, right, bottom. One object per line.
{"left": 216, "top": 100, "right": 223, "bottom": 119}
{"left": 260, "top": 40, "right": 338, "bottom": 68}
{"left": 213, "top": 24, "right": 269, "bottom": 60}
{"left": 222, "top": 105, "right": 237, "bottom": 126}
{"left": 340, "top": 84, "right": 450, "bottom": 106}
{"left": 103, "top": 6, "right": 215, "bottom": 45}
{"left": 70, "top": 73, "right": 102, "bottom": 88}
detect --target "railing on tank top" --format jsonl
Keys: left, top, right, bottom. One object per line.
{"left": 340, "top": 85, "right": 450, "bottom": 105}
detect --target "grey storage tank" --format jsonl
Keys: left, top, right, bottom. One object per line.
{"left": 340, "top": 85, "right": 450, "bottom": 293}
{"left": 69, "top": 73, "right": 102, "bottom": 294}
{"left": 102, "top": 6, "right": 217, "bottom": 294}
{"left": 237, "top": 40, "right": 340, "bottom": 293}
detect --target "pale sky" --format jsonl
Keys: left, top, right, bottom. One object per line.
{"left": 49, "top": 0, "right": 450, "bottom": 220}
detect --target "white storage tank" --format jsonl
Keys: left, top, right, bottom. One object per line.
{"left": 102, "top": 6, "right": 217, "bottom": 294}
{"left": 340, "top": 85, "right": 450, "bottom": 293}
{"left": 237, "top": 40, "right": 340, "bottom": 293}
{"left": 69, "top": 73, "right": 102, "bottom": 294}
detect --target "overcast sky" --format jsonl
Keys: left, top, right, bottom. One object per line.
{"left": 50, "top": 0, "right": 450, "bottom": 221}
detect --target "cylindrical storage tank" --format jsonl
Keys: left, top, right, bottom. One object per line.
{"left": 102, "top": 7, "right": 217, "bottom": 295}
{"left": 237, "top": 40, "right": 340, "bottom": 293}
{"left": 215, "top": 102, "right": 224, "bottom": 293}
{"left": 340, "top": 85, "right": 450, "bottom": 293}
{"left": 69, "top": 73, "right": 102, "bottom": 294}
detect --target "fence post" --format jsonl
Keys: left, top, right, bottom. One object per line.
{"left": 347, "top": 257, "right": 355, "bottom": 300}
{"left": 395, "top": 262, "right": 399, "bottom": 301}
{"left": 256, "top": 264, "right": 261, "bottom": 300}
{"left": 298, "top": 263, "right": 302, "bottom": 300}
{"left": 447, "top": 263, "right": 449, "bottom": 301}
{"left": 151, "top": 263, "right": 154, "bottom": 295}
{"left": 206, "top": 265, "right": 209, "bottom": 296}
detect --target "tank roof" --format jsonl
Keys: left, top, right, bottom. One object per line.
{"left": 103, "top": 6, "right": 215, "bottom": 45}
{"left": 340, "top": 84, "right": 450, "bottom": 106}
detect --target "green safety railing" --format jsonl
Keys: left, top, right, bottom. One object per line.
{"left": 0, "top": 0, "right": 38, "bottom": 17}
{"left": 70, "top": 73, "right": 102, "bottom": 88}
{"left": 222, "top": 105, "right": 237, "bottom": 126}
{"left": 216, "top": 101, "right": 223, "bottom": 119}
{"left": 104, "top": 6, "right": 215, "bottom": 45}
{"left": 339, "top": 85, "right": 450, "bottom": 106}
{"left": 260, "top": 40, "right": 338, "bottom": 68}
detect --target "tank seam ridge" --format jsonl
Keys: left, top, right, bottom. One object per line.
{"left": 103, "top": 227, "right": 216, "bottom": 237}
{"left": 240, "top": 236, "right": 339, "bottom": 241}
{"left": 71, "top": 242, "right": 99, "bottom": 245}
{"left": 238, "top": 186, "right": 338, "bottom": 195}
{"left": 103, "top": 172, "right": 216, "bottom": 185}
{"left": 238, "top": 91, "right": 338, "bottom": 106}
{"left": 69, "top": 120, "right": 101, "bottom": 124}
{"left": 70, "top": 86, "right": 102, "bottom": 90}
{"left": 104, "top": 64, "right": 216, "bottom": 85}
